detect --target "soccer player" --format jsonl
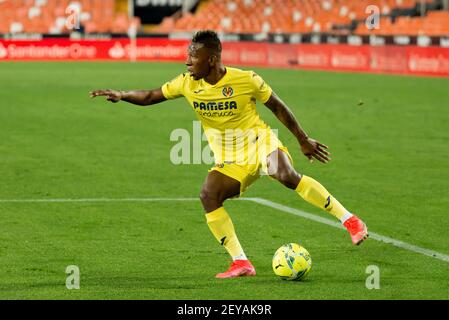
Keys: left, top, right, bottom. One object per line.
{"left": 90, "top": 30, "right": 368, "bottom": 279}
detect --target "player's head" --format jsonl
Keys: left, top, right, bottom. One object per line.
{"left": 186, "top": 30, "right": 222, "bottom": 80}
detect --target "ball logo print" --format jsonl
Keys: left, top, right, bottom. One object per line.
{"left": 222, "top": 87, "right": 234, "bottom": 97}
{"left": 272, "top": 243, "right": 312, "bottom": 281}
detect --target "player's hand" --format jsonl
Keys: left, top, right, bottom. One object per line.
{"left": 300, "top": 138, "right": 331, "bottom": 164}
{"left": 89, "top": 89, "right": 123, "bottom": 103}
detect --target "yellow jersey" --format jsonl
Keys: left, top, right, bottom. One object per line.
{"left": 161, "top": 67, "right": 276, "bottom": 164}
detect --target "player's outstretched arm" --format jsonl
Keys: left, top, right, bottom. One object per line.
{"left": 264, "top": 92, "right": 331, "bottom": 164}
{"left": 89, "top": 88, "right": 167, "bottom": 106}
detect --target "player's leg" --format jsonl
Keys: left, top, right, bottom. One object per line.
{"left": 200, "top": 170, "right": 240, "bottom": 212}
{"left": 266, "top": 148, "right": 368, "bottom": 245}
{"left": 200, "top": 170, "right": 256, "bottom": 278}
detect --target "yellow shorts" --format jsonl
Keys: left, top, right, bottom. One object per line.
{"left": 209, "top": 130, "right": 293, "bottom": 195}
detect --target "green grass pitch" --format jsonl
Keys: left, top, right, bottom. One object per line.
{"left": 0, "top": 61, "right": 448, "bottom": 299}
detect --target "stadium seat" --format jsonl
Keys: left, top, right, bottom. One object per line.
{"left": 1, "top": 0, "right": 447, "bottom": 37}
{"left": 151, "top": 0, "right": 447, "bottom": 37}
{"left": 354, "top": 8, "right": 449, "bottom": 36}
{"left": 0, "top": 0, "right": 141, "bottom": 35}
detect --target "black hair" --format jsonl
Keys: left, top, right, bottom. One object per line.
{"left": 192, "top": 30, "right": 222, "bottom": 55}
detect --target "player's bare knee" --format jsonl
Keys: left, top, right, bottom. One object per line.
{"left": 199, "top": 188, "right": 212, "bottom": 204}
{"left": 200, "top": 188, "right": 221, "bottom": 209}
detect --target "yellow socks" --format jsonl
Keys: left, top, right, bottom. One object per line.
{"left": 296, "top": 175, "right": 353, "bottom": 223}
{"left": 205, "top": 176, "right": 351, "bottom": 262}
{"left": 206, "top": 207, "right": 247, "bottom": 261}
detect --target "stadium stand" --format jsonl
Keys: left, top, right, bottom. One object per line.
{"left": 0, "top": 0, "right": 141, "bottom": 34}
{"left": 0, "top": 0, "right": 447, "bottom": 36}
{"left": 355, "top": 6, "right": 449, "bottom": 35}
{"left": 155, "top": 0, "right": 449, "bottom": 36}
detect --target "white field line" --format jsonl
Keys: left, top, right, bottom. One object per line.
{"left": 246, "top": 197, "right": 449, "bottom": 263}
{"left": 1, "top": 196, "right": 448, "bottom": 263}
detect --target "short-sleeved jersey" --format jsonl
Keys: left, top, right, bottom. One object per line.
{"left": 161, "top": 67, "right": 274, "bottom": 163}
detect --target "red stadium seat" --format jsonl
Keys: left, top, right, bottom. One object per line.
{"left": 2, "top": 0, "right": 448, "bottom": 37}
{"left": 0, "top": 0, "right": 143, "bottom": 35}
{"left": 161, "top": 0, "right": 447, "bottom": 37}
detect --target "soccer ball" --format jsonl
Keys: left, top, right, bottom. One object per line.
{"left": 272, "top": 243, "right": 312, "bottom": 281}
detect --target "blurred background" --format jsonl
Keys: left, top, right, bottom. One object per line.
{"left": 1, "top": 0, "right": 449, "bottom": 75}
{"left": 1, "top": 0, "right": 448, "bottom": 38}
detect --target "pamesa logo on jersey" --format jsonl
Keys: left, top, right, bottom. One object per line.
{"left": 222, "top": 86, "right": 233, "bottom": 97}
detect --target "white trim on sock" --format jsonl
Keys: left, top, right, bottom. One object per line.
{"left": 340, "top": 212, "right": 353, "bottom": 224}
{"left": 232, "top": 253, "right": 248, "bottom": 261}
